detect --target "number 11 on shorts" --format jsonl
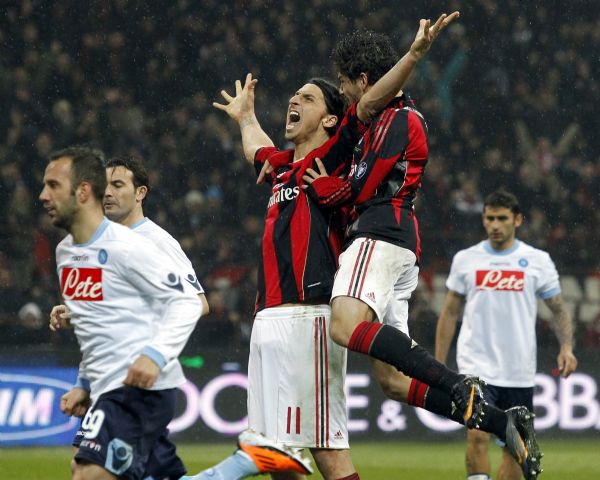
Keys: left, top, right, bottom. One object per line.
{"left": 286, "top": 406, "right": 301, "bottom": 434}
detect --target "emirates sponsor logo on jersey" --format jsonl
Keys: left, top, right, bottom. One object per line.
{"left": 267, "top": 185, "right": 300, "bottom": 208}
{"left": 61, "top": 268, "right": 103, "bottom": 301}
{"left": 476, "top": 270, "right": 525, "bottom": 291}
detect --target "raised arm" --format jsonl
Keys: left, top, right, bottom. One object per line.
{"left": 357, "top": 11, "right": 460, "bottom": 123}
{"left": 213, "top": 73, "right": 274, "bottom": 163}
{"left": 554, "top": 122, "right": 580, "bottom": 157}
{"left": 543, "top": 293, "right": 578, "bottom": 377}
{"left": 514, "top": 119, "right": 535, "bottom": 159}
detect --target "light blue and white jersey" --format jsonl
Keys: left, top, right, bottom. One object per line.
{"left": 446, "top": 239, "right": 560, "bottom": 387}
{"left": 132, "top": 217, "right": 204, "bottom": 295}
{"left": 56, "top": 219, "right": 202, "bottom": 401}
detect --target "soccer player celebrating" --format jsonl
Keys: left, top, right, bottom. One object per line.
{"left": 435, "top": 190, "right": 577, "bottom": 480}
{"left": 184, "top": 13, "right": 467, "bottom": 480}
{"left": 302, "top": 27, "right": 542, "bottom": 480}
{"left": 40, "top": 147, "right": 204, "bottom": 480}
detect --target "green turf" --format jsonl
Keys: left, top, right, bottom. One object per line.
{"left": 1, "top": 440, "right": 598, "bottom": 479}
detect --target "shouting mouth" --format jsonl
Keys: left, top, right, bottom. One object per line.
{"left": 286, "top": 109, "right": 301, "bottom": 131}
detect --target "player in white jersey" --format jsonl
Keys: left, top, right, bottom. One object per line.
{"left": 50, "top": 154, "right": 208, "bottom": 479}
{"left": 435, "top": 190, "right": 578, "bottom": 480}
{"left": 40, "top": 147, "right": 204, "bottom": 480}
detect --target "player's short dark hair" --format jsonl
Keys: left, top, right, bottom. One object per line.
{"left": 105, "top": 155, "right": 150, "bottom": 194}
{"left": 307, "top": 77, "right": 346, "bottom": 137}
{"left": 49, "top": 145, "right": 106, "bottom": 201}
{"left": 332, "top": 29, "right": 398, "bottom": 85}
{"left": 484, "top": 189, "right": 521, "bottom": 215}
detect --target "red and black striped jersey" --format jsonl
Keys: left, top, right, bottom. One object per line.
{"left": 307, "top": 95, "right": 428, "bottom": 260}
{"left": 253, "top": 104, "right": 365, "bottom": 312}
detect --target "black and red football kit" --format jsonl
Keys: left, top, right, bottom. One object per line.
{"left": 307, "top": 96, "right": 487, "bottom": 425}
{"left": 253, "top": 104, "right": 366, "bottom": 312}
{"left": 307, "top": 94, "right": 428, "bottom": 261}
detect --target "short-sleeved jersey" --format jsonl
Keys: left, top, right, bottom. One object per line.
{"left": 308, "top": 95, "right": 428, "bottom": 259}
{"left": 132, "top": 217, "right": 204, "bottom": 295}
{"left": 56, "top": 219, "right": 202, "bottom": 400}
{"left": 253, "top": 104, "right": 365, "bottom": 312}
{"left": 446, "top": 239, "right": 561, "bottom": 387}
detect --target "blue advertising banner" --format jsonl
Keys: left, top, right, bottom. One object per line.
{"left": 2, "top": 350, "right": 599, "bottom": 446}
{"left": 0, "top": 367, "right": 79, "bottom": 446}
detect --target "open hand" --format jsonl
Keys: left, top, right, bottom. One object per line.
{"left": 213, "top": 73, "right": 258, "bottom": 123}
{"left": 410, "top": 11, "right": 461, "bottom": 60}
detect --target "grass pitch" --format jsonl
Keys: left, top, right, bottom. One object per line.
{"left": 1, "top": 440, "right": 598, "bottom": 479}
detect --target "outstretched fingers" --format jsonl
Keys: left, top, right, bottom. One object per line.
{"left": 314, "top": 157, "right": 328, "bottom": 175}
{"left": 432, "top": 11, "right": 460, "bottom": 38}
{"left": 213, "top": 88, "right": 236, "bottom": 111}
{"left": 420, "top": 18, "right": 431, "bottom": 39}
{"left": 212, "top": 101, "right": 227, "bottom": 111}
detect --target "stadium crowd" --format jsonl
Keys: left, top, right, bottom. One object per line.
{"left": 1, "top": 0, "right": 598, "bottom": 349}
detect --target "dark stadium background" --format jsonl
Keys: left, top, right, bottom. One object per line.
{"left": 0, "top": 0, "right": 599, "bottom": 447}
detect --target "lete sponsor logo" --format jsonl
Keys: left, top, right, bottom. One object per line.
{"left": 0, "top": 371, "right": 79, "bottom": 444}
{"left": 61, "top": 267, "right": 103, "bottom": 301}
{"left": 476, "top": 270, "right": 525, "bottom": 291}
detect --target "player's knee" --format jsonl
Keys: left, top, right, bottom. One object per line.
{"left": 330, "top": 297, "right": 368, "bottom": 347}
{"left": 329, "top": 307, "right": 348, "bottom": 346}
{"left": 329, "top": 316, "right": 348, "bottom": 346}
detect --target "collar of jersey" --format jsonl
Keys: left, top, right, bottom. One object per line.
{"left": 73, "top": 217, "right": 111, "bottom": 247}
{"left": 131, "top": 217, "right": 149, "bottom": 230}
{"left": 483, "top": 239, "right": 520, "bottom": 256}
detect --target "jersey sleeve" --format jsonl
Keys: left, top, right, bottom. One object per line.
{"left": 446, "top": 251, "right": 467, "bottom": 295}
{"left": 253, "top": 147, "right": 293, "bottom": 184}
{"left": 74, "top": 361, "right": 90, "bottom": 391}
{"left": 117, "top": 239, "right": 203, "bottom": 368}
{"left": 536, "top": 252, "right": 561, "bottom": 299}
{"left": 157, "top": 236, "right": 205, "bottom": 295}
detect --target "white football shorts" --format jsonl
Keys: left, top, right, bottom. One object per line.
{"left": 332, "top": 237, "right": 419, "bottom": 332}
{"left": 247, "top": 304, "right": 349, "bottom": 449}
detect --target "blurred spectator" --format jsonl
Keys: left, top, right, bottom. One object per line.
{"left": 188, "top": 289, "right": 239, "bottom": 347}
{"left": 0, "top": 0, "right": 598, "bottom": 347}
{"left": 450, "top": 177, "right": 484, "bottom": 247}
{"left": 5, "top": 301, "right": 51, "bottom": 344}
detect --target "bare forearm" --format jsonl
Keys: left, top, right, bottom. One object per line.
{"left": 554, "top": 122, "right": 579, "bottom": 156}
{"left": 239, "top": 115, "right": 274, "bottom": 163}
{"left": 544, "top": 295, "right": 574, "bottom": 348}
{"left": 357, "top": 51, "right": 419, "bottom": 123}
{"left": 553, "top": 310, "right": 574, "bottom": 348}
{"left": 435, "top": 313, "right": 458, "bottom": 363}
{"left": 514, "top": 120, "right": 534, "bottom": 157}
{"left": 435, "top": 292, "right": 464, "bottom": 363}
